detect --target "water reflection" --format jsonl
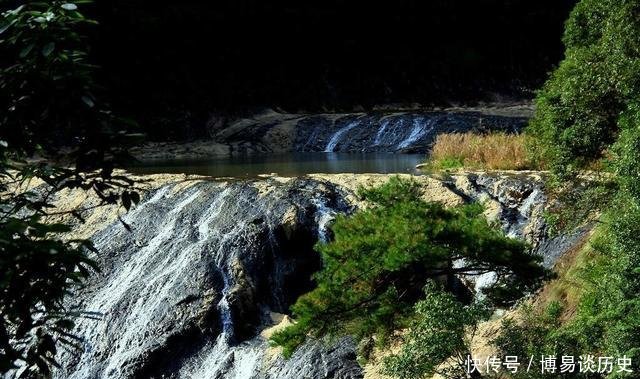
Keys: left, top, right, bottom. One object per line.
{"left": 127, "top": 153, "right": 424, "bottom": 178}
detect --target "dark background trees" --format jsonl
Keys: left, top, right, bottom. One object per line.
{"left": 85, "top": 0, "right": 575, "bottom": 140}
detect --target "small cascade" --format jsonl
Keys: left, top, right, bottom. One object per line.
{"left": 373, "top": 118, "right": 392, "bottom": 146}
{"left": 473, "top": 271, "right": 498, "bottom": 297}
{"left": 380, "top": 117, "right": 407, "bottom": 148}
{"left": 217, "top": 273, "right": 235, "bottom": 340}
{"left": 312, "top": 197, "right": 338, "bottom": 243}
{"left": 58, "top": 186, "right": 235, "bottom": 378}
{"left": 179, "top": 335, "right": 263, "bottom": 379}
{"left": 319, "top": 114, "right": 440, "bottom": 153}
{"left": 396, "top": 116, "right": 436, "bottom": 149}
{"left": 324, "top": 119, "right": 360, "bottom": 152}
{"left": 288, "top": 110, "right": 528, "bottom": 153}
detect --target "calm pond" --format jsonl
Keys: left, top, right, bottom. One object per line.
{"left": 127, "top": 153, "right": 424, "bottom": 178}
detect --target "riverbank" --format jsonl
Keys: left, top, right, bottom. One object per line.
{"left": 130, "top": 104, "right": 532, "bottom": 162}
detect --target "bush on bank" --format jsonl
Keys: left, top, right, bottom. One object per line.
{"left": 271, "top": 177, "right": 547, "bottom": 366}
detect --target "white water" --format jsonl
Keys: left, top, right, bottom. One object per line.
{"left": 312, "top": 198, "right": 338, "bottom": 243}
{"left": 181, "top": 196, "right": 340, "bottom": 378}
{"left": 322, "top": 115, "right": 438, "bottom": 153}
{"left": 50, "top": 178, "right": 363, "bottom": 379}
{"left": 473, "top": 271, "right": 498, "bottom": 297}
{"left": 373, "top": 118, "right": 392, "bottom": 146}
{"left": 64, "top": 186, "right": 237, "bottom": 379}
{"left": 179, "top": 334, "right": 263, "bottom": 379}
{"left": 324, "top": 119, "right": 360, "bottom": 152}
{"left": 507, "top": 188, "right": 544, "bottom": 240}
{"left": 397, "top": 117, "right": 435, "bottom": 149}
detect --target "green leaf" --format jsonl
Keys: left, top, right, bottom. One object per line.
{"left": 0, "top": 20, "right": 15, "bottom": 35}
{"left": 7, "top": 5, "right": 25, "bottom": 16}
{"left": 42, "top": 42, "right": 55, "bottom": 57}
{"left": 61, "top": 3, "right": 78, "bottom": 10}
{"left": 19, "top": 43, "right": 35, "bottom": 58}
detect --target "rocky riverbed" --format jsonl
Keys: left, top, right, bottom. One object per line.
{"left": 46, "top": 170, "right": 585, "bottom": 379}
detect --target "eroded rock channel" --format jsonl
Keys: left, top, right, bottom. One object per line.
{"left": 52, "top": 172, "right": 576, "bottom": 379}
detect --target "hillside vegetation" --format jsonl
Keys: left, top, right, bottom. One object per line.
{"left": 426, "top": 0, "right": 640, "bottom": 376}
{"left": 514, "top": 0, "right": 640, "bottom": 375}
{"left": 281, "top": 0, "right": 640, "bottom": 377}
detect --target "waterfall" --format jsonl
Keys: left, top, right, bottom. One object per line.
{"left": 324, "top": 119, "right": 360, "bottom": 152}
{"left": 44, "top": 170, "right": 546, "bottom": 379}
{"left": 53, "top": 178, "right": 359, "bottom": 379}
{"left": 373, "top": 118, "right": 392, "bottom": 146}
{"left": 321, "top": 114, "right": 439, "bottom": 153}
{"left": 312, "top": 197, "right": 337, "bottom": 243}
{"left": 59, "top": 185, "right": 236, "bottom": 379}
{"left": 506, "top": 187, "right": 544, "bottom": 240}
{"left": 397, "top": 117, "right": 435, "bottom": 149}
{"left": 179, "top": 335, "right": 263, "bottom": 379}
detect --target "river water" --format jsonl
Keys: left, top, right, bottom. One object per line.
{"left": 127, "top": 152, "right": 424, "bottom": 177}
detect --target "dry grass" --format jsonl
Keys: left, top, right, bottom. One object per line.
{"left": 427, "top": 132, "right": 533, "bottom": 170}
{"left": 532, "top": 229, "right": 595, "bottom": 322}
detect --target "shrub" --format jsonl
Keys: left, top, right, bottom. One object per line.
{"left": 491, "top": 303, "right": 587, "bottom": 379}
{"left": 382, "top": 286, "right": 491, "bottom": 379}
{"left": 271, "top": 177, "right": 546, "bottom": 358}
{"left": 543, "top": 178, "right": 617, "bottom": 236}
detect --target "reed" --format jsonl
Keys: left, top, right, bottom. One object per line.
{"left": 427, "top": 132, "right": 533, "bottom": 170}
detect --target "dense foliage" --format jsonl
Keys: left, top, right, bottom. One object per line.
{"left": 527, "top": 0, "right": 640, "bottom": 175}
{"left": 501, "top": 0, "right": 640, "bottom": 376}
{"left": 271, "top": 177, "right": 546, "bottom": 358}
{"left": 493, "top": 220, "right": 640, "bottom": 378}
{"left": 492, "top": 303, "right": 572, "bottom": 379}
{"left": 0, "top": 0, "right": 140, "bottom": 163}
{"left": 382, "top": 286, "right": 491, "bottom": 379}
{"left": 1, "top": 1, "right": 139, "bottom": 376}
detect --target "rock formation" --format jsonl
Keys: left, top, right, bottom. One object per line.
{"left": 48, "top": 171, "right": 577, "bottom": 379}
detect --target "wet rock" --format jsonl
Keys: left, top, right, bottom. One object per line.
{"left": 210, "top": 110, "right": 528, "bottom": 155}
{"left": 53, "top": 178, "right": 352, "bottom": 378}
{"left": 227, "top": 259, "right": 259, "bottom": 341}
{"left": 260, "top": 338, "right": 363, "bottom": 379}
{"left": 536, "top": 224, "right": 594, "bottom": 268}
{"left": 50, "top": 172, "right": 567, "bottom": 379}
{"left": 445, "top": 172, "right": 547, "bottom": 245}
